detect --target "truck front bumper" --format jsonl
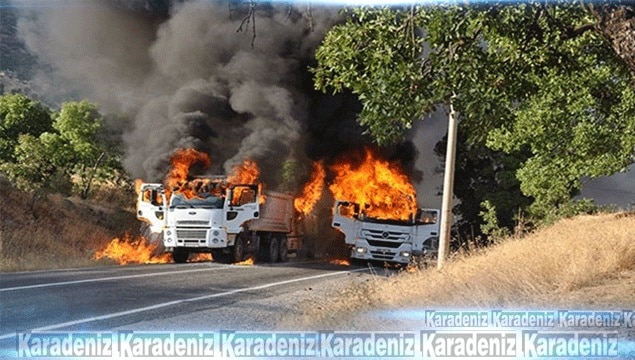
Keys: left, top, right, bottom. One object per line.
{"left": 163, "top": 227, "right": 229, "bottom": 249}
{"left": 350, "top": 241, "right": 412, "bottom": 264}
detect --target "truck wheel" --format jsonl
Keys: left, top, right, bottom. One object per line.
{"left": 212, "top": 250, "right": 231, "bottom": 264}
{"left": 267, "top": 238, "right": 279, "bottom": 263}
{"left": 232, "top": 235, "right": 245, "bottom": 263}
{"left": 350, "top": 258, "right": 367, "bottom": 267}
{"left": 172, "top": 250, "right": 189, "bottom": 264}
{"left": 278, "top": 237, "right": 288, "bottom": 262}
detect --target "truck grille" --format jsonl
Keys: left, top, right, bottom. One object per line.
{"left": 369, "top": 250, "right": 397, "bottom": 260}
{"left": 367, "top": 240, "right": 402, "bottom": 248}
{"left": 176, "top": 229, "right": 207, "bottom": 240}
{"left": 176, "top": 220, "right": 209, "bottom": 226}
{"left": 363, "top": 229, "right": 408, "bottom": 241}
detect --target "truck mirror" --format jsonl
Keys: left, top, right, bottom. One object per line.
{"left": 226, "top": 189, "right": 233, "bottom": 205}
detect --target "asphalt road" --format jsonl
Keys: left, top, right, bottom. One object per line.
{"left": 0, "top": 260, "right": 370, "bottom": 358}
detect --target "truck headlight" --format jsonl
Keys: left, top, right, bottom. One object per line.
{"left": 166, "top": 237, "right": 173, "bottom": 244}
{"left": 399, "top": 251, "right": 411, "bottom": 258}
{"left": 355, "top": 247, "right": 367, "bottom": 254}
{"left": 166, "top": 230, "right": 172, "bottom": 236}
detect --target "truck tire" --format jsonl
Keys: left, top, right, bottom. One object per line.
{"left": 172, "top": 249, "right": 189, "bottom": 264}
{"left": 232, "top": 234, "right": 245, "bottom": 263}
{"left": 212, "top": 249, "right": 232, "bottom": 264}
{"left": 278, "top": 236, "right": 288, "bottom": 262}
{"left": 266, "top": 237, "right": 279, "bottom": 263}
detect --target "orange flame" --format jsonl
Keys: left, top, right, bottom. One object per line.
{"left": 294, "top": 161, "right": 326, "bottom": 215}
{"left": 165, "top": 149, "right": 212, "bottom": 200}
{"left": 328, "top": 148, "right": 417, "bottom": 221}
{"left": 235, "top": 257, "right": 255, "bottom": 266}
{"left": 227, "top": 159, "right": 260, "bottom": 184}
{"left": 190, "top": 253, "right": 213, "bottom": 262}
{"left": 329, "top": 258, "right": 351, "bottom": 266}
{"left": 227, "top": 158, "right": 265, "bottom": 204}
{"left": 94, "top": 233, "right": 171, "bottom": 265}
{"left": 134, "top": 178, "right": 144, "bottom": 194}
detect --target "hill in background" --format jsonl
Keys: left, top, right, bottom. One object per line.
{"left": 0, "top": 178, "right": 138, "bottom": 272}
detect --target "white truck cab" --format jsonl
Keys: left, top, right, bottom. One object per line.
{"left": 136, "top": 180, "right": 299, "bottom": 263}
{"left": 332, "top": 200, "right": 440, "bottom": 264}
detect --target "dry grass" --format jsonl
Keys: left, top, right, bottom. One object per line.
{"left": 0, "top": 179, "right": 138, "bottom": 272}
{"left": 288, "top": 212, "right": 635, "bottom": 328}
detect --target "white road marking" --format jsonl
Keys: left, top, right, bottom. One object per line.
{"left": 0, "top": 269, "right": 364, "bottom": 340}
{"left": 0, "top": 266, "right": 236, "bottom": 292}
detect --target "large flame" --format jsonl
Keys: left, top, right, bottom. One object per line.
{"left": 94, "top": 233, "right": 171, "bottom": 265}
{"left": 163, "top": 149, "right": 261, "bottom": 201}
{"left": 328, "top": 148, "right": 417, "bottom": 221}
{"left": 227, "top": 158, "right": 265, "bottom": 204}
{"left": 94, "top": 234, "right": 214, "bottom": 265}
{"left": 165, "top": 148, "right": 213, "bottom": 200}
{"left": 294, "top": 161, "right": 326, "bottom": 216}
{"left": 227, "top": 159, "right": 260, "bottom": 184}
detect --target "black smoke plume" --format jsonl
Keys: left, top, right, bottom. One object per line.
{"left": 12, "top": 0, "right": 420, "bottom": 188}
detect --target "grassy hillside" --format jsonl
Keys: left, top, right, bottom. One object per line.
{"left": 287, "top": 211, "right": 635, "bottom": 327}
{"left": 0, "top": 178, "right": 138, "bottom": 272}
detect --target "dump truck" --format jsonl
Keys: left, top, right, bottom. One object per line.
{"left": 331, "top": 200, "right": 440, "bottom": 265}
{"left": 136, "top": 178, "right": 301, "bottom": 263}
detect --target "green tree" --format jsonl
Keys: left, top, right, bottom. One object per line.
{"left": 2, "top": 133, "right": 73, "bottom": 194}
{"left": 313, "top": 3, "right": 635, "bottom": 228}
{"left": 52, "top": 101, "right": 111, "bottom": 198}
{"left": 487, "top": 64, "right": 635, "bottom": 217}
{"left": 0, "top": 93, "right": 52, "bottom": 162}
{"left": 1, "top": 98, "right": 123, "bottom": 198}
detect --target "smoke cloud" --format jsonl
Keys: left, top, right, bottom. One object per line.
{"left": 13, "top": 0, "right": 422, "bottom": 194}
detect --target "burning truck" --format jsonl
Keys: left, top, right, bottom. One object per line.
{"left": 327, "top": 149, "right": 441, "bottom": 265}
{"left": 101, "top": 146, "right": 437, "bottom": 266}
{"left": 136, "top": 149, "right": 302, "bottom": 264}
{"left": 332, "top": 201, "right": 439, "bottom": 265}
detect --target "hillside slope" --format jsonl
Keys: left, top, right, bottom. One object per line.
{"left": 0, "top": 178, "right": 138, "bottom": 272}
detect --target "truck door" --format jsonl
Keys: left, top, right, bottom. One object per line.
{"left": 224, "top": 184, "right": 260, "bottom": 233}
{"left": 332, "top": 201, "right": 359, "bottom": 244}
{"left": 414, "top": 208, "right": 440, "bottom": 252}
{"left": 137, "top": 183, "right": 166, "bottom": 233}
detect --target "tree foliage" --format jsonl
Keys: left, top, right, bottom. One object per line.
{"left": 313, "top": 7, "right": 434, "bottom": 145}
{"left": 313, "top": 2, "right": 635, "bottom": 227}
{"left": 0, "top": 95, "right": 123, "bottom": 198}
{"left": 0, "top": 93, "right": 52, "bottom": 162}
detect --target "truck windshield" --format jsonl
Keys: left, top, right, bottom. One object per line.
{"left": 169, "top": 194, "right": 224, "bottom": 209}
{"left": 361, "top": 217, "right": 414, "bottom": 225}
{"left": 336, "top": 201, "right": 415, "bottom": 225}
{"left": 416, "top": 210, "right": 438, "bottom": 225}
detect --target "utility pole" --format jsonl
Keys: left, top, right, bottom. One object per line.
{"left": 437, "top": 96, "right": 458, "bottom": 270}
